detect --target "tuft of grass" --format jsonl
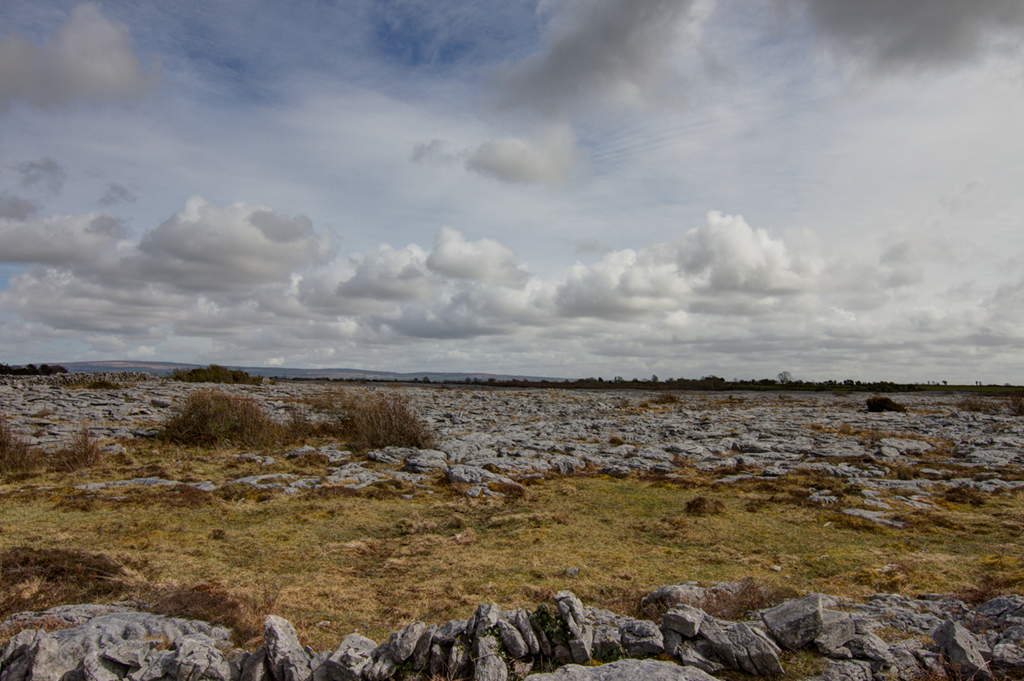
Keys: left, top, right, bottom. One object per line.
{"left": 685, "top": 496, "right": 726, "bottom": 516}
{"left": 147, "top": 582, "right": 273, "bottom": 647}
{"left": 0, "top": 416, "right": 41, "bottom": 477}
{"left": 76, "top": 379, "right": 120, "bottom": 390}
{"left": 161, "top": 390, "right": 281, "bottom": 448}
{"left": 0, "top": 546, "right": 145, "bottom": 617}
{"left": 50, "top": 426, "right": 103, "bottom": 472}
{"left": 867, "top": 396, "right": 907, "bottom": 413}
{"left": 349, "top": 392, "right": 434, "bottom": 451}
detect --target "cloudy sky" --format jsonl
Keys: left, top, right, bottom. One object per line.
{"left": 1, "top": 0, "right": 1022, "bottom": 383}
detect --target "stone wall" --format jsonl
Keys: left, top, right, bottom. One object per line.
{"left": 3, "top": 585, "right": 1022, "bottom": 681}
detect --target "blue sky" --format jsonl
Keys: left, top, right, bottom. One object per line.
{"left": 1, "top": 0, "right": 1023, "bottom": 382}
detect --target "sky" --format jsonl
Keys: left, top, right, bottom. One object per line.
{"left": 1, "top": 0, "right": 1023, "bottom": 383}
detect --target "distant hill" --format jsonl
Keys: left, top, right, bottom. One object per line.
{"left": 55, "top": 361, "right": 564, "bottom": 383}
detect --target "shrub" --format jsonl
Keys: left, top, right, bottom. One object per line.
{"left": 866, "top": 396, "right": 906, "bottom": 413}
{"left": 349, "top": 392, "right": 433, "bottom": 451}
{"left": 684, "top": 496, "right": 725, "bottom": 516}
{"left": 957, "top": 395, "right": 996, "bottom": 413}
{"left": 1008, "top": 392, "right": 1024, "bottom": 417}
{"left": 0, "top": 417, "right": 41, "bottom": 477}
{"left": 169, "top": 364, "right": 261, "bottom": 385}
{"left": 0, "top": 547, "right": 142, "bottom": 617}
{"left": 161, "top": 390, "right": 280, "bottom": 447}
{"left": 51, "top": 426, "right": 103, "bottom": 472}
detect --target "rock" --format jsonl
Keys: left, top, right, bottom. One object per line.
{"left": 618, "top": 620, "right": 664, "bottom": 657}
{"left": 128, "top": 650, "right": 177, "bottom": 681}
{"left": 675, "top": 641, "right": 725, "bottom": 675}
{"left": 993, "top": 643, "right": 1024, "bottom": 670}
{"left": 239, "top": 647, "right": 270, "bottom": 681}
{"left": 813, "top": 611, "right": 857, "bottom": 656}
{"left": 511, "top": 609, "right": 541, "bottom": 657}
{"left": 643, "top": 584, "right": 707, "bottom": 610}
{"left": 496, "top": 621, "right": 529, "bottom": 660}
{"left": 841, "top": 508, "right": 905, "bottom": 528}
{"left": 83, "top": 650, "right": 129, "bottom": 681}
{"left": 932, "top": 619, "right": 991, "bottom": 681}
{"left": 761, "top": 593, "right": 828, "bottom": 650}
{"left": 467, "top": 604, "right": 502, "bottom": 640}
{"left": 662, "top": 606, "right": 705, "bottom": 639}
{"left": 410, "top": 625, "right": 435, "bottom": 671}
{"left": 323, "top": 635, "right": 374, "bottom": 681}
{"left": 176, "top": 635, "right": 232, "bottom": 681}
{"left": 525, "top": 659, "right": 718, "bottom": 680}
{"left": 556, "top": 591, "right": 594, "bottom": 663}
{"left": 846, "top": 632, "right": 894, "bottom": 673}
{"left": 821, "top": 659, "right": 873, "bottom": 681}
{"left": 263, "top": 615, "right": 311, "bottom": 681}
{"left": 386, "top": 621, "right": 427, "bottom": 664}
{"left": 472, "top": 635, "right": 507, "bottom": 681}
{"left": 977, "top": 595, "right": 1024, "bottom": 628}
{"left": 700, "top": 619, "right": 784, "bottom": 677}
{"left": 20, "top": 633, "right": 81, "bottom": 681}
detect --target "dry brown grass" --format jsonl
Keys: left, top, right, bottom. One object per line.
{"left": 161, "top": 390, "right": 281, "bottom": 448}
{"left": 349, "top": 391, "right": 433, "bottom": 451}
{"left": 51, "top": 426, "right": 103, "bottom": 472}
{"left": 0, "top": 416, "right": 41, "bottom": 477}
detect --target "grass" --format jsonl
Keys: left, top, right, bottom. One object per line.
{"left": 3, "top": 458, "right": 1024, "bottom": 654}
{"left": 349, "top": 391, "right": 434, "bottom": 451}
{"left": 0, "top": 416, "right": 41, "bottom": 477}
{"left": 161, "top": 390, "right": 282, "bottom": 448}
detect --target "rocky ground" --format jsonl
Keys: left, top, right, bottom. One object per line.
{"left": 1, "top": 372, "right": 1022, "bottom": 530}
{"left": 3, "top": 374, "right": 1024, "bottom": 680}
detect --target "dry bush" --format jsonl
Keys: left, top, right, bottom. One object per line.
{"left": 943, "top": 487, "right": 986, "bottom": 507}
{"left": 684, "top": 496, "right": 726, "bottom": 516}
{"left": 1008, "top": 393, "right": 1024, "bottom": 417}
{"left": 147, "top": 582, "right": 272, "bottom": 646}
{"left": 0, "top": 547, "right": 144, "bottom": 618}
{"left": 957, "top": 395, "right": 998, "bottom": 414}
{"left": 349, "top": 392, "right": 433, "bottom": 451}
{"left": 867, "top": 396, "right": 907, "bottom": 413}
{"left": 650, "top": 392, "right": 680, "bottom": 405}
{"left": 955, "top": 572, "right": 1020, "bottom": 606}
{"left": 0, "top": 416, "right": 41, "bottom": 477}
{"left": 50, "top": 426, "right": 103, "bottom": 472}
{"left": 698, "top": 578, "right": 800, "bottom": 621}
{"left": 161, "top": 390, "right": 281, "bottom": 448}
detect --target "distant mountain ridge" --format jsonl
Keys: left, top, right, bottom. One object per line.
{"left": 54, "top": 361, "right": 565, "bottom": 383}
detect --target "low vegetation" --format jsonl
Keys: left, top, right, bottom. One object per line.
{"left": 0, "top": 416, "right": 41, "bottom": 477}
{"left": 348, "top": 392, "right": 434, "bottom": 450}
{"left": 169, "top": 364, "right": 262, "bottom": 385}
{"left": 2, "top": 452, "right": 1023, "bottom": 653}
{"left": 161, "top": 390, "right": 281, "bottom": 448}
{"left": 866, "top": 396, "right": 907, "bottom": 413}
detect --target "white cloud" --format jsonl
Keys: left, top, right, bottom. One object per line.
{"left": 335, "top": 243, "right": 432, "bottom": 302}
{"left": 678, "top": 211, "right": 822, "bottom": 294}
{"left": 136, "top": 196, "right": 334, "bottom": 292}
{"left": 0, "top": 3, "right": 158, "bottom": 112}
{"left": 0, "top": 212, "right": 129, "bottom": 265}
{"left": 465, "top": 125, "right": 580, "bottom": 185}
{"left": 426, "top": 226, "right": 529, "bottom": 286}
